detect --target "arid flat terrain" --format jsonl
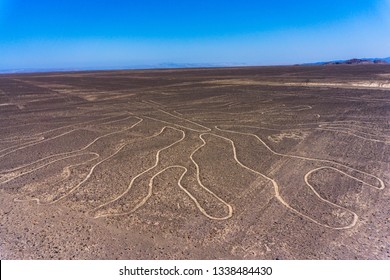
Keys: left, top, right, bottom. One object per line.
{"left": 0, "top": 65, "right": 389, "bottom": 259}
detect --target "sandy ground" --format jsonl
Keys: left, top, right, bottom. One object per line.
{"left": 0, "top": 65, "right": 389, "bottom": 259}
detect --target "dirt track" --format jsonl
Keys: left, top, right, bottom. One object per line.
{"left": 0, "top": 65, "right": 389, "bottom": 259}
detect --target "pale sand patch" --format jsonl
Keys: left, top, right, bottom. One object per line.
{"left": 206, "top": 79, "right": 390, "bottom": 90}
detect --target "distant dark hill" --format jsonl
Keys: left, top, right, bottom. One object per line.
{"left": 303, "top": 57, "right": 390, "bottom": 65}
{"left": 326, "top": 58, "right": 389, "bottom": 65}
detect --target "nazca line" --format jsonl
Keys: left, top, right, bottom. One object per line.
{"left": 0, "top": 117, "right": 143, "bottom": 175}
{"left": 316, "top": 127, "right": 390, "bottom": 144}
{"left": 96, "top": 110, "right": 383, "bottom": 226}
{"left": 0, "top": 152, "right": 99, "bottom": 185}
{"left": 232, "top": 124, "right": 390, "bottom": 144}
{"left": 203, "top": 132, "right": 358, "bottom": 229}
{"left": 94, "top": 125, "right": 233, "bottom": 220}
{"left": 143, "top": 108, "right": 211, "bottom": 132}
{"left": 214, "top": 126, "right": 385, "bottom": 228}
{"left": 260, "top": 120, "right": 390, "bottom": 130}
{"left": 93, "top": 125, "right": 186, "bottom": 218}
{"left": 12, "top": 117, "right": 181, "bottom": 205}
{"left": 0, "top": 113, "right": 132, "bottom": 156}
{"left": 160, "top": 110, "right": 385, "bottom": 227}
{"left": 14, "top": 145, "right": 127, "bottom": 205}
{"left": 216, "top": 126, "right": 384, "bottom": 190}
{"left": 5, "top": 117, "right": 142, "bottom": 203}
{"left": 8, "top": 106, "right": 386, "bottom": 228}
{"left": 93, "top": 109, "right": 231, "bottom": 219}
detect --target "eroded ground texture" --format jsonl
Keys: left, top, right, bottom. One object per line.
{"left": 0, "top": 65, "right": 389, "bottom": 259}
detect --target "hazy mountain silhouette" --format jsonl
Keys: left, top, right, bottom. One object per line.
{"left": 303, "top": 57, "right": 390, "bottom": 65}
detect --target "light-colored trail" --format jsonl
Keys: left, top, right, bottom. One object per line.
{"left": 158, "top": 109, "right": 212, "bottom": 131}
{"left": 202, "top": 132, "right": 359, "bottom": 229}
{"left": 229, "top": 123, "right": 390, "bottom": 144}
{"left": 93, "top": 126, "right": 186, "bottom": 217}
{"left": 189, "top": 134, "right": 234, "bottom": 219}
{"left": 304, "top": 166, "right": 381, "bottom": 197}
{"left": 1, "top": 113, "right": 129, "bottom": 140}
{"left": 14, "top": 144, "right": 128, "bottom": 205}
{"left": 0, "top": 117, "right": 143, "bottom": 174}
{"left": 0, "top": 135, "right": 44, "bottom": 142}
{"left": 105, "top": 166, "right": 190, "bottom": 217}
{"left": 0, "top": 137, "right": 45, "bottom": 154}
{"left": 0, "top": 129, "right": 81, "bottom": 159}
{"left": 0, "top": 113, "right": 131, "bottom": 156}
{"left": 0, "top": 118, "right": 79, "bottom": 131}
{"left": 142, "top": 109, "right": 211, "bottom": 132}
{"left": 216, "top": 126, "right": 385, "bottom": 190}
{"left": 143, "top": 115, "right": 211, "bottom": 133}
{"left": 317, "top": 127, "right": 390, "bottom": 144}
{"left": 225, "top": 120, "right": 390, "bottom": 131}
{"left": 206, "top": 78, "right": 390, "bottom": 92}
{"left": 318, "top": 122, "right": 390, "bottom": 131}
{"left": 94, "top": 113, "right": 384, "bottom": 226}
{"left": 6, "top": 105, "right": 386, "bottom": 229}
{"left": 10, "top": 118, "right": 175, "bottom": 204}
{"left": 0, "top": 152, "right": 99, "bottom": 186}
{"left": 95, "top": 165, "right": 232, "bottom": 220}
{"left": 142, "top": 99, "right": 165, "bottom": 107}
{"left": 94, "top": 125, "right": 233, "bottom": 220}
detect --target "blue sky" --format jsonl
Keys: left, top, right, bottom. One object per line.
{"left": 0, "top": 0, "right": 389, "bottom": 70}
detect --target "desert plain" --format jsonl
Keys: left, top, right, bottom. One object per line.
{"left": 0, "top": 65, "right": 389, "bottom": 259}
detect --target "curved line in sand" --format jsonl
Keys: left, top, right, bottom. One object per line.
{"left": 93, "top": 126, "right": 186, "bottom": 217}
{"left": 0, "top": 135, "right": 44, "bottom": 142}
{"left": 228, "top": 123, "right": 389, "bottom": 144}
{"left": 317, "top": 127, "right": 390, "bottom": 144}
{"left": 94, "top": 126, "right": 232, "bottom": 220}
{"left": 95, "top": 165, "right": 232, "bottom": 220}
{"left": 0, "top": 152, "right": 99, "bottom": 186}
{"left": 0, "top": 117, "right": 143, "bottom": 174}
{"left": 212, "top": 126, "right": 386, "bottom": 228}
{"left": 216, "top": 126, "right": 385, "bottom": 190}
{"left": 203, "top": 131, "right": 359, "bottom": 229}
{"left": 14, "top": 144, "right": 128, "bottom": 205}
{"left": 0, "top": 114, "right": 132, "bottom": 156}
{"left": 12, "top": 118, "right": 178, "bottom": 205}
{"left": 189, "top": 134, "right": 233, "bottom": 219}
{"left": 318, "top": 123, "right": 389, "bottom": 132}
{"left": 7, "top": 110, "right": 386, "bottom": 229}
{"left": 233, "top": 125, "right": 389, "bottom": 144}
{"left": 0, "top": 137, "right": 46, "bottom": 154}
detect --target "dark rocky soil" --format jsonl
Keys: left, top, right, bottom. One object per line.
{"left": 0, "top": 65, "right": 389, "bottom": 259}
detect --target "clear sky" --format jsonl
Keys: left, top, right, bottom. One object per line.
{"left": 0, "top": 0, "right": 389, "bottom": 70}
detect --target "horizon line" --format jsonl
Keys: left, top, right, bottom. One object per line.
{"left": 1, "top": 57, "right": 389, "bottom": 75}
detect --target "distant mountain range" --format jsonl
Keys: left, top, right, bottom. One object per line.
{"left": 303, "top": 57, "right": 390, "bottom": 65}
{"left": 1, "top": 58, "right": 389, "bottom": 74}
